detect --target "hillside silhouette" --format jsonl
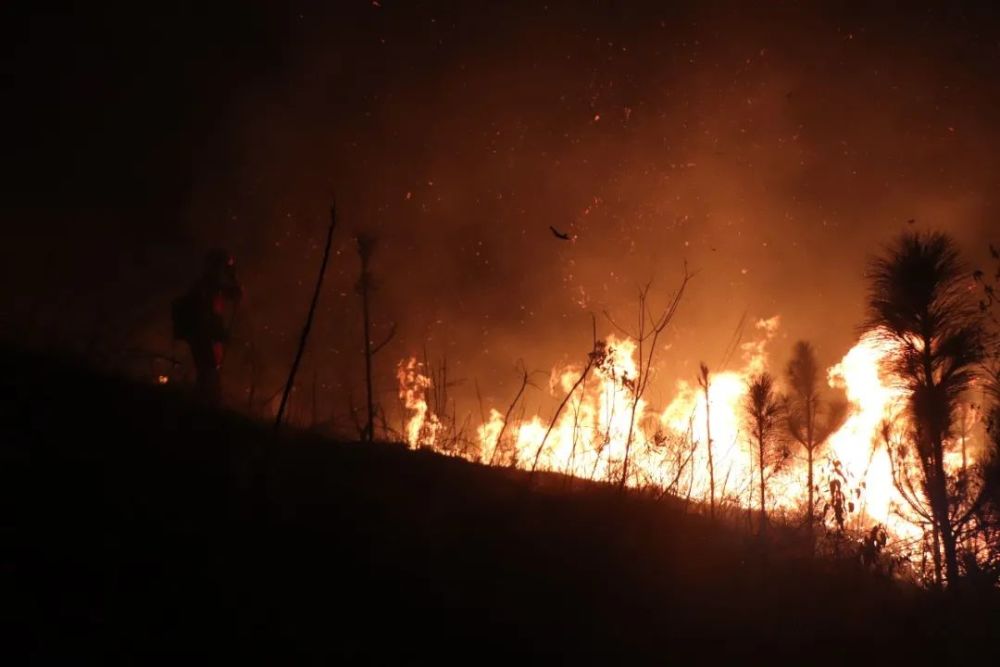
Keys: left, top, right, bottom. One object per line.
{"left": 6, "top": 348, "right": 997, "bottom": 662}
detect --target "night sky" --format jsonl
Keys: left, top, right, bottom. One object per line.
{"left": 4, "top": 1, "right": 999, "bottom": 426}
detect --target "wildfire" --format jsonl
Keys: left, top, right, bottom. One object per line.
{"left": 397, "top": 320, "right": 980, "bottom": 560}
{"left": 824, "top": 332, "right": 910, "bottom": 535}
{"left": 396, "top": 358, "right": 441, "bottom": 448}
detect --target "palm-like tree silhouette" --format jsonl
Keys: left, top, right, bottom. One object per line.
{"left": 865, "top": 232, "right": 986, "bottom": 586}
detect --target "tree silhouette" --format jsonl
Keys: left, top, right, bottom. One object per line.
{"left": 784, "top": 340, "right": 847, "bottom": 547}
{"left": 276, "top": 204, "right": 336, "bottom": 432}
{"left": 697, "top": 362, "right": 716, "bottom": 519}
{"left": 745, "top": 372, "right": 786, "bottom": 531}
{"left": 865, "top": 231, "right": 987, "bottom": 587}
{"left": 972, "top": 243, "right": 1000, "bottom": 585}
{"left": 355, "top": 231, "right": 396, "bottom": 442}
{"left": 603, "top": 266, "right": 691, "bottom": 490}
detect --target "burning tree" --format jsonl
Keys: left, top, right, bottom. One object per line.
{"left": 784, "top": 340, "right": 847, "bottom": 546}
{"left": 865, "top": 231, "right": 988, "bottom": 587}
{"left": 745, "top": 372, "right": 787, "bottom": 530}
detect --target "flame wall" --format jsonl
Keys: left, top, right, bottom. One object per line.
{"left": 399, "top": 320, "right": 986, "bottom": 559}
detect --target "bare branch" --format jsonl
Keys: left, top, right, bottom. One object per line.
{"left": 488, "top": 363, "right": 531, "bottom": 466}
{"left": 371, "top": 322, "right": 398, "bottom": 356}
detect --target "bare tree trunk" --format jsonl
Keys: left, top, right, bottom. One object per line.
{"left": 567, "top": 388, "right": 585, "bottom": 482}
{"left": 608, "top": 273, "right": 691, "bottom": 491}
{"left": 805, "top": 395, "right": 815, "bottom": 548}
{"left": 807, "top": 447, "right": 814, "bottom": 548}
{"left": 620, "top": 395, "right": 641, "bottom": 490}
{"left": 699, "top": 364, "right": 716, "bottom": 520}
{"left": 758, "top": 435, "right": 767, "bottom": 532}
{"left": 489, "top": 367, "right": 528, "bottom": 466}
{"left": 930, "top": 450, "right": 959, "bottom": 585}
{"left": 921, "top": 347, "right": 959, "bottom": 586}
{"left": 707, "top": 394, "right": 715, "bottom": 519}
{"left": 530, "top": 360, "right": 594, "bottom": 481}
{"left": 960, "top": 405, "right": 968, "bottom": 472}
{"left": 361, "top": 264, "right": 374, "bottom": 442}
{"left": 619, "top": 296, "right": 646, "bottom": 491}
{"left": 931, "top": 521, "right": 943, "bottom": 587}
{"left": 275, "top": 204, "right": 336, "bottom": 432}
{"left": 352, "top": 235, "right": 397, "bottom": 443}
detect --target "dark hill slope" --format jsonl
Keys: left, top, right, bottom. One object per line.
{"left": 4, "top": 349, "right": 997, "bottom": 662}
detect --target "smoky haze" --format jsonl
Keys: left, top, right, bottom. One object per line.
{"left": 3, "top": 1, "right": 998, "bottom": 429}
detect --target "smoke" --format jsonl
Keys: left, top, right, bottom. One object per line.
{"left": 4, "top": 2, "right": 998, "bottom": 426}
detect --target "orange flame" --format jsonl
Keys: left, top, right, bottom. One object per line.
{"left": 396, "top": 358, "right": 441, "bottom": 448}
{"left": 398, "top": 321, "right": 981, "bottom": 563}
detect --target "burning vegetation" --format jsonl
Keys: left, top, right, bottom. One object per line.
{"left": 12, "top": 4, "right": 1000, "bottom": 660}
{"left": 391, "top": 232, "right": 1000, "bottom": 589}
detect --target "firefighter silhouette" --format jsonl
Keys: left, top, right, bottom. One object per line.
{"left": 172, "top": 248, "right": 243, "bottom": 405}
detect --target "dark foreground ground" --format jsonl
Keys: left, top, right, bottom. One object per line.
{"left": 4, "top": 349, "right": 998, "bottom": 662}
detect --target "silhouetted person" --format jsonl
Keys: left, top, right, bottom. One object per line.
{"left": 173, "top": 248, "right": 243, "bottom": 406}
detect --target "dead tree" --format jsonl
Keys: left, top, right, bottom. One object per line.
{"left": 275, "top": 204, "right": 337, "bottom": 432}
{"left": 529, "top": 337, "right": 606, "bottom": 481}
{"left": 487, "top": 361, "right": 533, "bottom": 466}
{"left": 355, "top": 231, "right": 396, "bottom": 442}
{"left": 698, "top": 362, "right": 716, "bottom": 519}
{"left": 529, "top": 315, "right": 602, "bottom": 479}
{"left": 604, "top": 265, "right": 692, "bottom": 490}
{"left": 565, "top": 373, "right": 589, "bottom": 482}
